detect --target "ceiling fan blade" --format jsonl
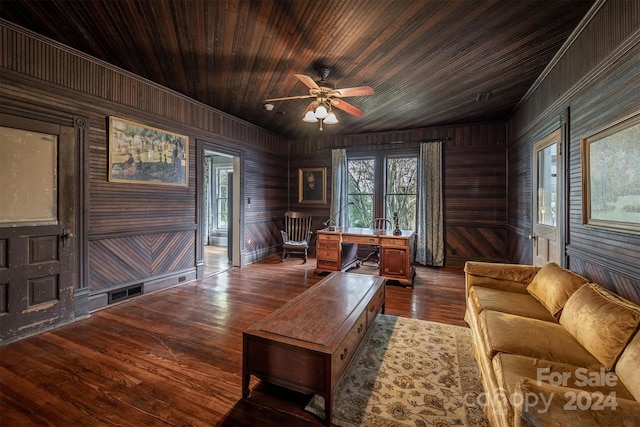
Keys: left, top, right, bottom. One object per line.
{"left": 330, "top": 98, "right": 365, "bottom": 117}
{"left": 295, "top": 74, "right": 320, "bottom": 90}
{"left": 265, "top": 94, "right": 314, "bottom": 102}
{"left": 332, "top": 86, "right": 375, "bottom": 97}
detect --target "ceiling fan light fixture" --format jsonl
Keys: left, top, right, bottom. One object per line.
{"left": 303, "top": 110, "right": 318, "bottom": 122}
{"left": 324, "top": 112, "right": 338, "bottom": 124}
{"left": 314, "top": 104, "right": 328, "bottom": 119}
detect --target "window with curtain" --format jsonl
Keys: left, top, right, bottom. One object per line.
{"left": 347, "top": 155, "right": 417, "bottom": 229}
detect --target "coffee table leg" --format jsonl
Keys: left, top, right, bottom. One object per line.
{"left": 242, "top": 370, "right": 251, "bottom": 398}
{"left": 325, "top": 391, "right": 332, "bottom": 426}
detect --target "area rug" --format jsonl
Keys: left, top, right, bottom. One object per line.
{"left": 305, "top": 314, "right": 489, "bottom": 427}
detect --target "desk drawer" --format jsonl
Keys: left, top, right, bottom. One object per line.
{"left": 342, "top": 234, "right": 379, "bottom": 245}
{"left": 379, "top": 237, "right": 408, "bottom": 247}
{"left": 317, "top": 248, "right": 340, "bottom": 262}
{"left": 318, "top": 233, "right": 341, "bottom": 241}
{"left": 316, "top": 259, "right": 340, "bottom": 270}
{"left": 317, "top": 241, "right": 340, "bottom": 251}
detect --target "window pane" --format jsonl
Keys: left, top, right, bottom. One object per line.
{"left": 216, "top": 167, "right": 232, "bottom": 228}
{"left": 348, "top": 159, "right": 374, "bottom": 227}
{"left": 537, "top": 144, "right": 556, "bottom": 227}
{"left": 386, "top": 157, "right": 417, "bottom": 230}
{"left": 0, "top": 127, "right": 57, "bottom": 225}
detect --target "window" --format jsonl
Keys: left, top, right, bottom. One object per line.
{"left": 386, "top": 157, "right": 417, "bottom": 230}
{"left": 216, "top": 167, "right": 232, "bottom": 228}
{"left": 348, "top": 159, "right": 375, "bottom": 227}
{"left": 347, "top": 155, "right": 417, "bottom": 229}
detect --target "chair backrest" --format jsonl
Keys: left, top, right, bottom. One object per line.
{"left": 370, "top": 218, "right": 392, "bottom": 230}
{"left": 284, "top": 211, "right": 313, "bottom": 242}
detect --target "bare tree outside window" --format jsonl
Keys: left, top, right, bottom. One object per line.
{"left": 348, "top": 159, "right": 375, "bottom": 227}
{"left": 386, "top": 158, "right": 417, "bottom": 230}
{"left": 347, "top": 156, "right": 417, "bottom": 230}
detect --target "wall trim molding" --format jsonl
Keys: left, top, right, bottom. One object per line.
{"left": 566, "top": 244, "right": 640, "bottom": 280}
{"left": 512, "top": 25, "right": 640, "bottom": 141}
{"left": 513, "top": 0, "right": 607, "bottom": 113}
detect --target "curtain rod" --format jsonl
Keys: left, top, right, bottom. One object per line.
{"left": 320, "top": 137, "right": 451, "bottom": 150}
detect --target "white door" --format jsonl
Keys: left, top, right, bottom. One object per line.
{"left": 531, "top": 129, "right": 562, "bottom": 266}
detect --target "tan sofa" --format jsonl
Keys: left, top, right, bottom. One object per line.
{"left": 464, "top": 261, "right": 640, "bottom": 426}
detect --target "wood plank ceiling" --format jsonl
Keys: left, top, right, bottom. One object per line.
{"left": 0, "top": 0, "right": 595, "bottom": 138}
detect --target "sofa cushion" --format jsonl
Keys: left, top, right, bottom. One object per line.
{"left": 526, "top": 262, "right": 588, "bottom": 319}
{"left": 560, "top": 282, "right": 640, "bottom": 371}
{"left": 479, "top": 310, "right": 602, "bottom": 369}
{"left": 465, "top": 261, "right": 540, "bottom": 284}
{"left": 513, "top": 379, "right": 640, "bottom": 427}
{"left": 614, "top": 330, "right": 640, "bottom": 401}
{"left": 469, "top": 286, "right": 557, "bottom": 322}
{"left": 493, "top": 353, "right": 635, "bottom": 401}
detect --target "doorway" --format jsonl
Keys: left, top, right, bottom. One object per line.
{"left": 531, "top": 128, "right": 563, "bottom": 266}
{"left": 202, "top": 150, "right": 241, "bottom": 276}
{"left": 0, "top": 114, "right": 78, "bottom": 341}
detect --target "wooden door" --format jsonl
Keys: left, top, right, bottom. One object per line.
{"left": 531, "top": 129, "right": 562, "bottom": 266}
{"left": 0, "top": 115, "right": 77, "bottom": 342}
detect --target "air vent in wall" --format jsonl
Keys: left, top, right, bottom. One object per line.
{"left": 108, "top": 284, "right": 143, "bottom": 304}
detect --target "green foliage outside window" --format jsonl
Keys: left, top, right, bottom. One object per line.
{"left": 347, "top": 157, "right": 417, "bottom": 230}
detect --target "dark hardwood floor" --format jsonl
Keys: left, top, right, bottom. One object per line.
{"left": 0, "top": 255, "right": 468, "bottom": 426}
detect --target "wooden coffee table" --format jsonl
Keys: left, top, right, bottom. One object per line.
{"left": 242, "top": 272, "right": 386, "bottom": 424}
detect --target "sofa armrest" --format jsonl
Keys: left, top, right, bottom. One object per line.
{"left": 464, "top": 261, "right": 540, "bottom": 298}
{"left": 513, "top": 379, "right": 640, "bottom": 427}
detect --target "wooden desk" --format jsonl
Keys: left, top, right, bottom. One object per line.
{"left": 242, "top": 272, "right": 386, "bottom": 425}
{"left": 315, "top": 227, "right": 416, "bottom": 287}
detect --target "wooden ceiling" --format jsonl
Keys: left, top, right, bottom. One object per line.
{"left": 1, "top": 0, "right": 595, "bottom": 138}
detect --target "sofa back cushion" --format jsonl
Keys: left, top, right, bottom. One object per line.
{"left": 526, "top": 262, "right": 588, "bottom": 319}
{"left": 616, "top": 330, "right": 640, "bottom": 401}
{"left": 560, "top": 282, "right": 640, "bottom": 371}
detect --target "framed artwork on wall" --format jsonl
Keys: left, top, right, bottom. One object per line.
{"left": 299, "top": 167, "right": 327, "bottom": 204}
{"left": 108, "top": 116, "right": 189, "bottom": 186}
{"left": 582, "top": 111, "right": 640, "bottom": 234}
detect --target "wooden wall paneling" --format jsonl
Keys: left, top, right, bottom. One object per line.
{"left": 290, "top": 122, "right": 509, "bottom": 267}
{"left": 509, "top": 1, "right": 640, "bottom": 298}
{"left": 1, "top": 23, "right": 290, "bottom": 318}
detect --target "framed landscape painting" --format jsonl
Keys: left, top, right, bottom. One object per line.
{"left": 108, "top": 116, "right": 189, "bottom": 186}
{"left": 582, "top": 111, "right": 640, "bottom": 234}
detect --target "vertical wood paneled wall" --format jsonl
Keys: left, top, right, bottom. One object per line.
{"left": 508, "top": 0, "right": 640, "bottom": 303}
{"left": 1, "top": 22, "right": 289, "bottom": 311}
{"left": 290, "top": 122, "right": 508, "bottom": 268}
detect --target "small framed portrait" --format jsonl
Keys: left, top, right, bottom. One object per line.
{"left": 299, "top": 167, "right": 326, "bottom": 204}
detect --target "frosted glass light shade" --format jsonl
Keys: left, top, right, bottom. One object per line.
{"left": 324, "top": 112, "right": 338, "bottom": 124}
{"left": 303, "top": 110, "right": 318, "bottom": 122}
{"left": 314, "top": 105, "right": 328, "bottom": 119}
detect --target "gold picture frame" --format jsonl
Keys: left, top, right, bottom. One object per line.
{"left": 582, "top": 111, "right": 640, "bottom": 234}
{"left": 299, "top": 167, "right": 327, "bottom": 204}
{"left": 108, "top": 116, "right": 189, "bottom": 186}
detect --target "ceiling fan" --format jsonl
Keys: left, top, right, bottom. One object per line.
{"left": 265, "top": 67, "right": 374, "bottom": 130}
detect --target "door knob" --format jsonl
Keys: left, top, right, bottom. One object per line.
{"left": 528, "top": 234, "right": 537, "bottom": 241}
{"left": 61, "top": 228, "right": 74, "bottom": 248}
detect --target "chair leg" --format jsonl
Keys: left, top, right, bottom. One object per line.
{"left": 282, "top": 249, "right": 286, "bottom": 261}
{"left": 303, "top": 248, "right": 307, "bottom": 264}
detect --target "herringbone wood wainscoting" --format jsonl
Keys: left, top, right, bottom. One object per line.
{"left": 0, "top": 256, "right": 467, "bottom": 426}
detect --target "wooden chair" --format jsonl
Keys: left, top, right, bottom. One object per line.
{"left": 361, "top": 218, "right": 392, "bottom": 265}
{"left": 280, "top": 211, "right": 313, "bottom": 263}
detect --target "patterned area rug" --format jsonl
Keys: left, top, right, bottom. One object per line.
{"left": 305, "top": 314, "right": 489, "bottom": 427}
